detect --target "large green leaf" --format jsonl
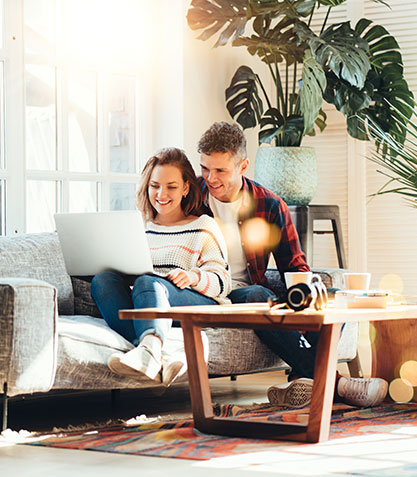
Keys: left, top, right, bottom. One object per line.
{"left": 299, "top": 50, "right": 326, "bottom": 134}
{"left": 247, "top": 0, "right": 315, "bottom": 20}
{"left": 259, "top": 109, "right": 304, "bottom": 146}
{"left": 324, "top": 71, "right": 372, "bottom": 116}
{"left": 258, "top": 107, "right": 285, "bottom": 144}
{"left": 308, "top": 109, "right": 327, "bottom": 135}
{"left": 233, "top": 16, "right": 305, "bottom": 65}
{"left": 318, "top": 0, "right": 347, "bottom": 6}
{"left": 347, "top": 19, "right": 414, "bottom": 149}
{"left": 187, "top": 0, "right": 248, "bottom": 47}
{"left": 304, "top": 22, "right": 370, "bottom": 89}
{"left": 225, "top": 65, "right": 265, "bottom": 129}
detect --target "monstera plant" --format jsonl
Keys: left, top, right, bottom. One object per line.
{"left": 187, "top": 0, "right": 414, "bottom": 150}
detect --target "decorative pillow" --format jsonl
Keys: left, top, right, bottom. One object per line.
{"left": 0, "top": 233, "right": 74, "bottom": 315}
{"left": 71, "top": 277, "right": 102, "bottom": 318}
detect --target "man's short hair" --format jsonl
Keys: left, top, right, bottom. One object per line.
{"left": 198, "top": 122, "right": 247, "bottom": 161}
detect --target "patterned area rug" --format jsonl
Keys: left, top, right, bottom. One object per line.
{"left": 11, "top": 402, "right": 417, "bottom": 461}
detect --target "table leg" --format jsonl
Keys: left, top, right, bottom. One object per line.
{"left": 307, "top": 323, "right": 342, "bottom": 442}
{"left": 181, "top": 320, "right": 214, "bottom": 427}
{"left": 181, "top": 320, "right": 342, "bottom": 442}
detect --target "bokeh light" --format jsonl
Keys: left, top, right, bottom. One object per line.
{"left": 389, "top": 378, "right": 414, "bottom": 403}
{"left": 400, "top": 360, "right": 417, "bottom": 386}
{"left": 240, "top": 218, "right": 281, "bottom": 253}
{"left": 379, "top": 273, "right": 404, "bottom": 295}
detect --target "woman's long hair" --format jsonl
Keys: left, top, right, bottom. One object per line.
{"left": 137, "top": 147, "right": 202, "bottom": 221}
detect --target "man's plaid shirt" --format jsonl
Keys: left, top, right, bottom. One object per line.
{"left": 197, "top": 176, "right": 309, "bottom": 289}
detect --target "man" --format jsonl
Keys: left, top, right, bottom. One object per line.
{"left": 197, "top": 121, "right": 387, "bottom": 408}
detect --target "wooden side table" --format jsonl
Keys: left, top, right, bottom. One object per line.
{"left": 372, "top": 319, "right": 417, "bottom": 401}
{"left": 289, "top": 205, "right": 347, "bottom": 268}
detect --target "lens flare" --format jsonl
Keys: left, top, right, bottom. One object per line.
{"left": 240, "top": 218, "right": 281, "bottom": 253}
{"left": 400, "top": 360, "right": 417, "bottom": 386}
{"left": 379, "top": 274, "right": 404, "bottom": 295}
{"left": 389, "top": 378, "right": 414, "bottom": 403}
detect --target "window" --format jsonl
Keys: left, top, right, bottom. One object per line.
{"left": 0, "top": 0, "right": 183, "bottom": 236}
{"left": 22, "top": 0, "right": 144, "bottom": 233}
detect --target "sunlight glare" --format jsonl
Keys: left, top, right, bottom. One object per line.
{"left": 63, "top": 0, "right": 148, "bottom": 70}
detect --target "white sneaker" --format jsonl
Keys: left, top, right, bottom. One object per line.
{"left": 267, "top": 378, "right": 314, "bottom": 408}
{"left": 115, "top": 345, "right": 162, "bottom": 382}
{"left": 108, "top": 352, "right": 161, "bottom": 384}
{"left": 162, "top": 359, "right": 187, "bottom": 387}
{"left": 337, "top": 377, "right": 388, "bottom": 407}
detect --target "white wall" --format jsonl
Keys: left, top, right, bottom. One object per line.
{"left": 148, "top": 1, "right": 185, "bottom": 154}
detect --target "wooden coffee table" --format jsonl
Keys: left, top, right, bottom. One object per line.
{"left": 120, "top": 303, "right": 417, "bottom": 443}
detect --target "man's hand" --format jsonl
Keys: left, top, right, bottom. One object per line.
{"left": 167, "top": 269, "right": 199, "bottom": 289}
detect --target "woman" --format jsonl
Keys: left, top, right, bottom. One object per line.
{"left": 91, "top": 148, "right": 231, "bottom": 386}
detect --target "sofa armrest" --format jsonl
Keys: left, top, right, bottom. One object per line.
{"left": 0, "top": 278, "right": 58, "bottom": 397}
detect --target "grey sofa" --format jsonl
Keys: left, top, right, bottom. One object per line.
{"left": 0, "top": 232, "right": 358, "bottom": 429}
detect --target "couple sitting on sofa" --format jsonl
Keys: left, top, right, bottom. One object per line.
{"left": 91, "top": 121, "right": 388, "bottom": 409}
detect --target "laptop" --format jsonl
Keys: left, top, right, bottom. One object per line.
{"left": 54, "top": 210, "right": 154, "bottom": 276}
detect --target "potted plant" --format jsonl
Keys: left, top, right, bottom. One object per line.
{"left": 187, "top": 0, "right": 414, "bottom": 205}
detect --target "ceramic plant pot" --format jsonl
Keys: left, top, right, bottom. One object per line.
{"left": 254, "top": 146, "right": 317, "bottom": 205}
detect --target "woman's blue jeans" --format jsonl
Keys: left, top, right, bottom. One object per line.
{"left": 229, "top": 284, "right": 319, "bottom": 379}
{"left": 91, "top": 271, "right": 217, "bottom": 346}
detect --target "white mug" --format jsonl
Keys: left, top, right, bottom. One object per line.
{"left": 284, "top": 271, "right": 321, "bottom": 288}
{"left": 343, "top": 272, "right": 371, "bottom": 290}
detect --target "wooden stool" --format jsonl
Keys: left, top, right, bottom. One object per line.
{"left": 289, "top": 205, "right": 363, "bottom": 378}
{"left": 289, "top": 205, "right": 347, "bottom": 269}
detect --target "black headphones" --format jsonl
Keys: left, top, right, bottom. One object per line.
{"left": 269, "top": 275, "right": 328, "bottom": 311}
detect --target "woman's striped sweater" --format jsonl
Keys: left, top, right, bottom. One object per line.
{"left": 146, "top": 214, "right": 231, "bottom": 304}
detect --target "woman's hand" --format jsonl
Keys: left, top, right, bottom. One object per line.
{"left": 167, "top": 269, "right": 199, "bottom": 289}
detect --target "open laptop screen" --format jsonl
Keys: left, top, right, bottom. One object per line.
{"left": 54, "top": 210, "right": 153, "bottom": 276}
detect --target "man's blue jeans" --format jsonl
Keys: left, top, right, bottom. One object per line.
{"left": 229, "top": 284, "right": 319, "bottom": 379}
{"left": 91, "top": 270, "right": 217, "bottom": 346}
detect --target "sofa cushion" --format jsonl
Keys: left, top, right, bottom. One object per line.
{"left": 51, "top": 317, "right": 285, "bottom": 388}
{"left": 52, "top": 317, "right": 202, "bottom": 391}
{"left": 206, "top": 328, "right": 288, "bottom": 375}
{"left": 0, "top": 233, "right": 74, "bottom": 314}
